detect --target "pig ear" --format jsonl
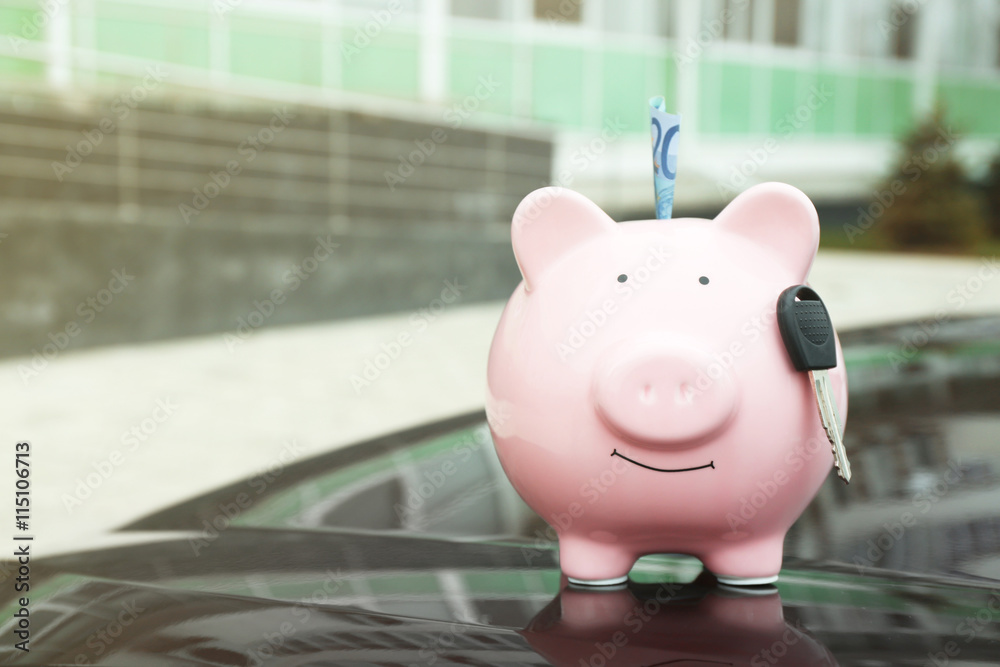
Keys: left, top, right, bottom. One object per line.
{"left": 512, "top": 187, "right": 617, "bottom": 291}
{"left": 715, "top": 182, "right": 819, "bottom": 278}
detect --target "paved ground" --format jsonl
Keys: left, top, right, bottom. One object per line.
{"left": 2, "top": 250, "right": 999, "bottom": 557}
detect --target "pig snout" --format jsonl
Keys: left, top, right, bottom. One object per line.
{"left": 593, "top": 341, "right": 738, "bottom": 447}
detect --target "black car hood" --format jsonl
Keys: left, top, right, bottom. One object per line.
{"left": 3, "top": 317, "right": 1000, "bottom": 665}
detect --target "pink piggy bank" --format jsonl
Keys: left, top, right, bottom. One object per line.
{"left": 486, "top": 183, "right": 847, "bottom": 586}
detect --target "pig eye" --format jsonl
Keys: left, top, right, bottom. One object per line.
{"left": 699, "top": 276, "right": 710, "bottom": 285}
{"left": 617, "top": 274, "right": 628, "bottom": 283}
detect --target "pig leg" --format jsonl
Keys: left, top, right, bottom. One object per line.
{"left": 558, "top": 535, "right": 635, "bottom": 586}
{"left": 699, "top": 536, "right": 784, "bottom": 586}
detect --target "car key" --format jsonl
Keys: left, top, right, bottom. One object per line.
{"left": 777, "top": 285, "right": 851, "bottom": 484}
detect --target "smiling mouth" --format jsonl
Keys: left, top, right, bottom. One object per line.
{"left": 611, "top": 449, "right": 715, "bottom": 473}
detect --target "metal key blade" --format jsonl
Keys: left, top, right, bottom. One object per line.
{"left": 811, "top": 368, "right": 851, "bottom": 483}
{"left": 779, "top": 285, "right": 851, "bottom": 485}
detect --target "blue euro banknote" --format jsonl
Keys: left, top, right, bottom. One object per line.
{"left": 649, "top": 96, "right": 680, "bottom": 219}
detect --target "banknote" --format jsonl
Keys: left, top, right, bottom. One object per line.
{"left": 649, "top": 96, "right": 680, "bottom": 219}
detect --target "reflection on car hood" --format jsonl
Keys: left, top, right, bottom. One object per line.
{"left": 2, "top": 316, "right": 1000, "bottom": 665}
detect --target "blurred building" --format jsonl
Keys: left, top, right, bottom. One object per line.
{"left": 1, "top": 0, "right": 999, "bottom": 355}
{"left": 2, "top": 0, "right": 998, "bottom": 212}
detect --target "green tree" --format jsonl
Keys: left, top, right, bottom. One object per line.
{"left": 984, "top": 152, "right": 1000, "bottom": 238}
{"left": 877, "top": 111, "right": 987, "bottom": 250}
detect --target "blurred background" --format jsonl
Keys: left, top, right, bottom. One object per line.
{"left": 0, "top": 0, "right": 999, "bottom": 554}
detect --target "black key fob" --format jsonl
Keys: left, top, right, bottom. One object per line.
{"left": 777, "top": 285, "right": 837, "bottom": 372}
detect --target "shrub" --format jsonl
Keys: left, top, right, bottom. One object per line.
{"left": 876, "top": 111, "right": 988, "bottom": 250}
{"left": 984, "top": 152, "right": 1000, "bottom": 238}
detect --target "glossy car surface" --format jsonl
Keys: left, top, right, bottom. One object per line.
{"left": 2, "top": 316, "right": 1000, "bottom": 665}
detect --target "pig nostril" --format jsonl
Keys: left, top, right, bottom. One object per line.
{"left": 640, "top": 384, "right": 655, "bottom": 404}
{"left": 677, "top": 382, "right": 695, "bottom": 405}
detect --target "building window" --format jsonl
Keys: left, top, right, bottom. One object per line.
{"left": 602, "top": 0, "right": 659, "bottom": 35}
{"left": 654, "top": 1, "right": 674, "bottom": 37}
{"left": 534, "top": 0, "right": 582, "bottom": 25}
{"left": 723, "top": 0, "right": 754, "bottom": 42}
{"left": 891, "top": 3, "right": 916, "bottom": 59}
{"left": 452, "top": 0, "right": 506, "bottom": 20}
{"left": 773, "top": 0, "right": 800, "bottom": 46}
